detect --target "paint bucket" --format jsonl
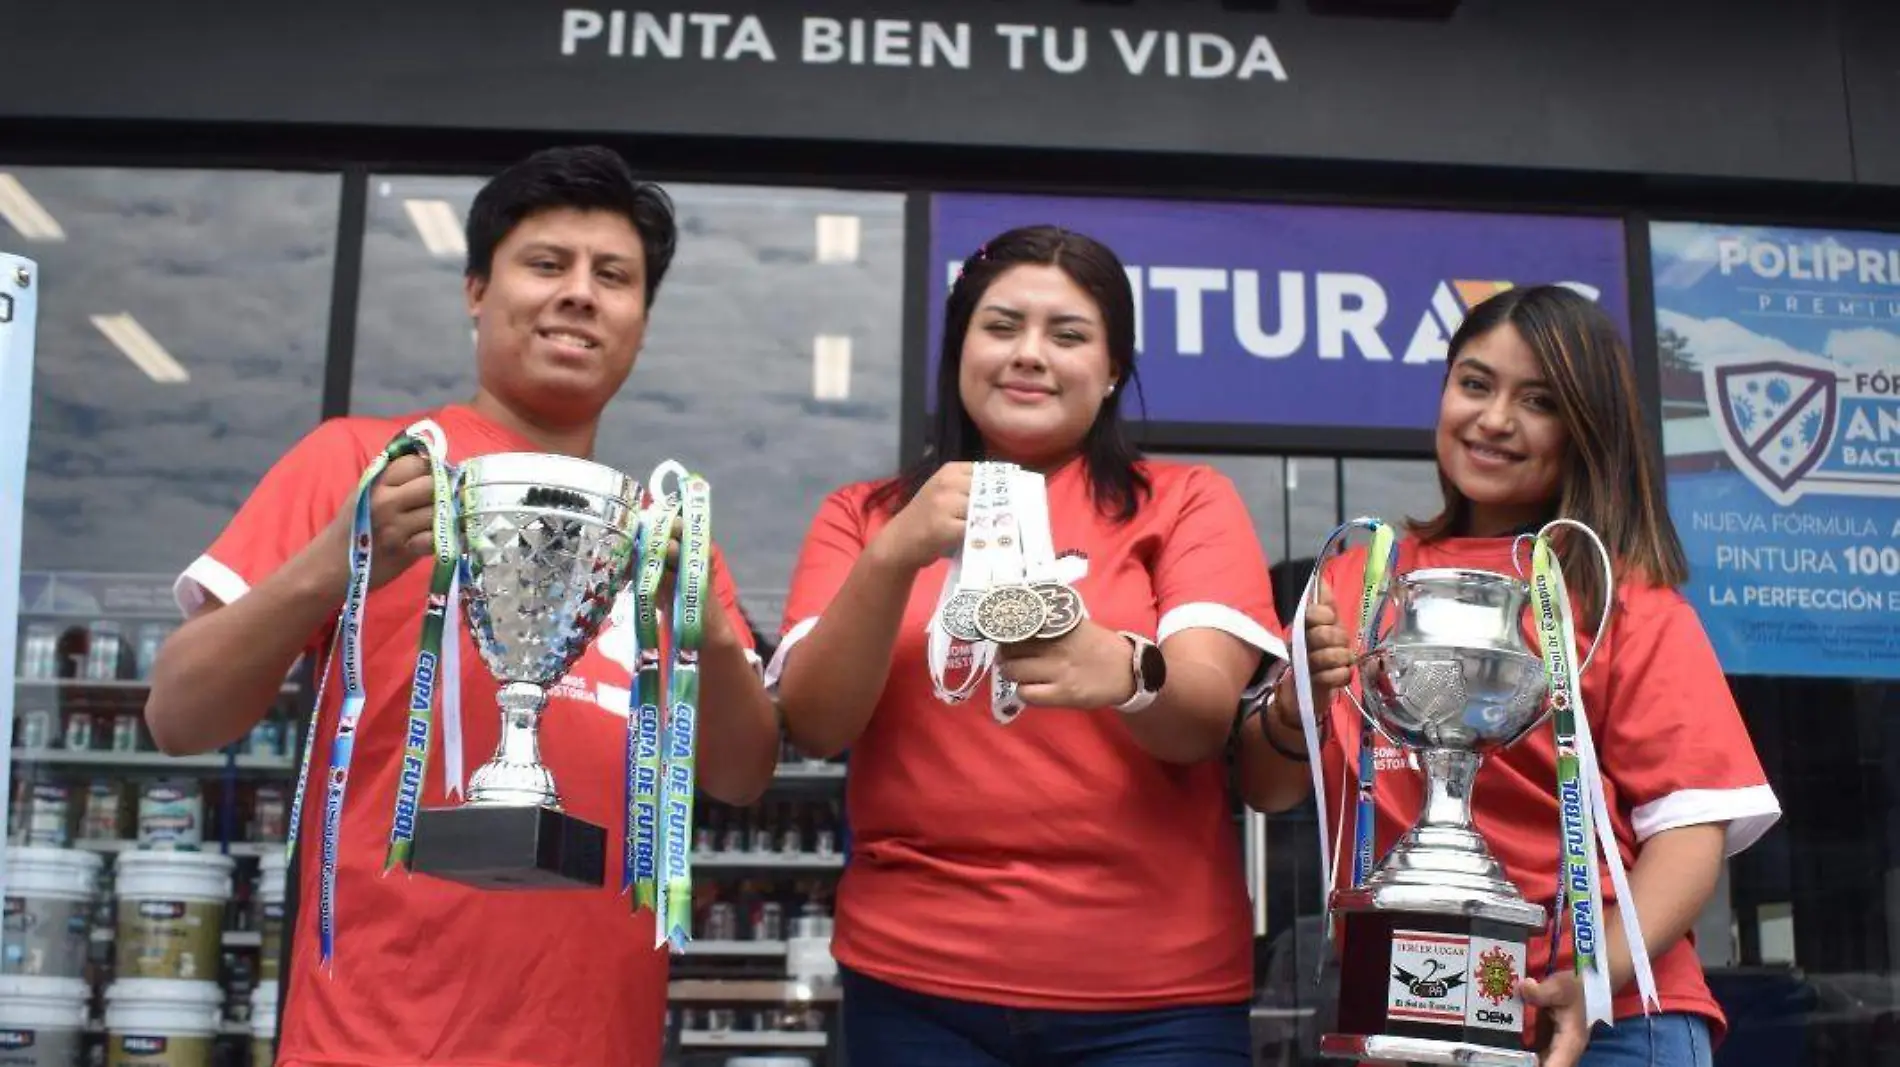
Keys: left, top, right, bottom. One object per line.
{"left": 249, "top": 981, "right": 277, "bottom": 1067}
{"left": 103, "top": 978, "right": 221, "bottom": 1067}
{"left": 2, "top": 846, "right": 102, "bottom": 978}
{"left": 255, "top": 852, "right": 285, "bottom": 982}
{"left": 0, "top": 975, "right": 89, "bottom": 1067}
{"left": 113, "top": 851, "right": 233, "bottom": 981}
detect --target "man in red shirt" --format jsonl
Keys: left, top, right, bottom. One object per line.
{"left": 145, "top": 145, "right": 782, "bottom": 1067}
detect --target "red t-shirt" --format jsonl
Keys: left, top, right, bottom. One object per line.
{"left": 1311, "top": 536, "right": 1781, "bottom": 1042}
{"left": 772, "top": 458, "right": 1286, "bottom": 1010}
{"left": 174, "top": 404, "right": 755, "bottom": 1067}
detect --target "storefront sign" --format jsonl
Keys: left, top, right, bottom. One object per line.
{"left": 925, "top": 192, "right": 1629, "bottom": 433}
{"left": 1653, "top": 221, "right": 1900, "bottom": 679}
{"left": 0, "top": 1, "right": 1870, "bottom": 183}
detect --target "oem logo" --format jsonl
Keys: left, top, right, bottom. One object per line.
{"left": 1705, "top": 353, "right": 1900, "bottom": 506}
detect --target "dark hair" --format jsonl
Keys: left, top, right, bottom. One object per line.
{"left": 1412, "top": 285, "right": 1687, "bottom": 624}
{"left": 866, "top": 224, "right": 1150, "bottom": 522}
{"left": 464, "top": 145, "right": 678, "bottom": 308}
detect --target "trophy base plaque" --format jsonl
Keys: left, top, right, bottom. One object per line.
{"left": 411, "top": 804, "right": 606, "bottom": 889}
{"left": 1324, "top": 887, "right": 1542, "bottom": 1067}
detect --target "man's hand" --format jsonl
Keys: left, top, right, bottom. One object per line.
{"left": 317, "top": 453, "right": 438, "bottom": 592}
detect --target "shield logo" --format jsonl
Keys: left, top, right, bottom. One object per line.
{"left": 1706, "top": 358, "right": 1838, "bottom": 506}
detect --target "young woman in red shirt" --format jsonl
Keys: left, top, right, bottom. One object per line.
{"left": 1242, "top": 285, "right": 1781, "bottom": 1067}
{"left": 771, "top": 225, "right": 1304, "bottom": 1065}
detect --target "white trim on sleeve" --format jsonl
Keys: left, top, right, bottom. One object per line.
{"left": 1156, "top": 602, "right": 1289, "bottom": 663}
{"left": 173, "top": 555, "right": 251, "bottom": 617}
{"left": 763, "top": 617, "right": 820, "bottom": 694}
{"left": 1631, "top": 784, "right": 1782, "bottom": 856}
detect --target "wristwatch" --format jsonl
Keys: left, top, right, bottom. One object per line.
{"left": 1113, "top": 631, "right": 1167, "bottom": 715}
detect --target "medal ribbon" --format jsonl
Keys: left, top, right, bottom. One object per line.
{"left": 990, "top": 467, "right": 1048, "bottom": 723}
{"left": 284, "top": 422, "right": 462, "bottom": 967}
{"left": 1349, "top": 521, "right": 1397, "bottom": 888}
{"left": 1529, "top": 522, "right": 1656, "bottom": 1025}
{"left": 926, "top": 464, "right": 1002, "bottom": 704}
{"left": 1290, "top": 516, "right": 1395, "bottom": 960}
{"left": 627, "top": 479, "right": 680, "bottom": 913}
{"left": 658, "top": 471, "right": 712, "bottom": 952}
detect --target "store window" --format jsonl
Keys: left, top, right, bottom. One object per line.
{"left": 1, "top": 166, "right": 339, "bottom": 1036}
{"left": 349, "top": 176, "right": 906, "bottom": 632}
{"left": 4, "top": 166, "right": 340, "bottom": 579}
{"left": 1342, "top": 458, "right": 1443, "bottom": 534}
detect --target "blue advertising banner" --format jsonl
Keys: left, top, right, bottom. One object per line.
{"left": 926, "top": 193, "right": 1631, "bottom": 430}
{"left": 1653, "top": 221, "right": 1900, "bottom": 679}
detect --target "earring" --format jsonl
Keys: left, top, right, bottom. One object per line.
{"left": 1105, "top": 382, "right": 1117, "bottom": 398}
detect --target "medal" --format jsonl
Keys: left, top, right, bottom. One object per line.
{"left": 1032, "top": 582, "right": 1083, "bottom": 640}
{"left": 974, "top": 585, "right": 1048, "bottom": 644}
{"left": 940, "top": 589, "right": 985, "bottom": 643}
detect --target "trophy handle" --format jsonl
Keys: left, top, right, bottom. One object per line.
{"left": 1514, "top": 519, "right": 1617, "bottom": 679}
{"left": 1340, "top": 663, "right": 1405, "bottom": 750}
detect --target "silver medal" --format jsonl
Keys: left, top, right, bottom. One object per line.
{"left": 940, "top": 590, "right": 986, "bottom": 643}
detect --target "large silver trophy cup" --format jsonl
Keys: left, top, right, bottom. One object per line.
{"left": 409, "top": 452, "right": 640, "bottom": 889}
{"left": 1322, "top": 568, "right": 1549, "bottom": 1067}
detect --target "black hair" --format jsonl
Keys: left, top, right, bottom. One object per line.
{"left": 866, "top": 224, "right": 1150, "bottom": 522}
{"left": 464, "top": 145, "right": 678, "bottom": 308}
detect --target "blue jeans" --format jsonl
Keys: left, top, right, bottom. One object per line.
{"left": 839, "top": 965, "right": 1252, "bottom": 1067}
{"left": 1582, "top": 1013, "right": 1713, "bottom": 1067}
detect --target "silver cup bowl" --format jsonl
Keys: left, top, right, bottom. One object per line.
{"left": 454, "top": 452, "right": 641, "bottom": 808}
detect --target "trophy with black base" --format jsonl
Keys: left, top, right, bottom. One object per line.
{"left": 1319, "top": 566, "right": 1548, "bottom": 1067}
{"left": 408, "top": 452, "right": 640, "bottom": 889}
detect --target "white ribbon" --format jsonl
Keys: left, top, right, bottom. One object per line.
{"left": 1530, "top": 520, "right": 1657, "bottom": 1024}
{"left": 927, "top": 464, "right": 1001, "bottom": 705}
{"left": 441, "top": 560, "right": 465, "bottom": 798}
{"left": 991, "top": 467, "right": 1054, "bottom": 724}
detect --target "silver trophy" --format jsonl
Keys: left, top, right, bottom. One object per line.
{"left": 410, "top": 452, "right": 641, "bottom": 889}
{"left": 1322, "top": 568, "right": 1551, "bottom": 1067}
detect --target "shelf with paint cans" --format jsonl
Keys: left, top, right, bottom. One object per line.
{"left": 661, "top": 731, "right": 846, "bottom": 1065}
{"left": 668, "top": 982, "right": 836, "bottom": 1056}
{"left": 678, "top": 1029, "right": 829, "bottom": 1050}
{"left": 88, "top": 926, "right": 264, "bottom": 949}
{"left": 4, "top": 841, "right": 290, "bottom": 1065}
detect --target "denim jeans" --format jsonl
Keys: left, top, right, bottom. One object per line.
{"left": 839, "top": 965, "right": 1252, "bottom": 1067}
{"left": 1582, "top": 1012, "right": 1713, "bottom": 1067}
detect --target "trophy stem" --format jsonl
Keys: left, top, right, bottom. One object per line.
{"left": 465, "top": 682, "right": 561, "bottom": 809}
{"left": 1417, "top": 748, "right": 1481, "bottom": 832}
{"left": 1360, "top": 747, "right": 1525, "bottom": 903}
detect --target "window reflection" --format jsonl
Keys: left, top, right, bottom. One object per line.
{"left": 350, "top": 177, "right": 905, "bottom": 629}
{"left": 2, "top": 166, "right": 339, "bottom": 578}
{"left": 1342, "top": 458, "right": 1443, "bottom": 532}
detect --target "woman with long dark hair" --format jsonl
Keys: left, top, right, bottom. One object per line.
{"left": 1243, "top": 285, "right": 1781, "bottom": 1067}
{"left": 771, "top": 224, "right": 1304, "bottom": 1064}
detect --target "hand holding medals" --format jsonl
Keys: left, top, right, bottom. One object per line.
{"left": 926, "top": 461, "right": 1087, "bottom": 722}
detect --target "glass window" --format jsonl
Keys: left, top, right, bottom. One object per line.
{"left": 3, "top": 166, "right": 337, "bottom": 879}
{"left": 5, "top": 166, "right": 340, "bottom": 581}
{"left": 1342, "top": 458, "right": 1443, "bottom": 532}
{"left": 349, "top": 176, "right": 906, "bottom": 632}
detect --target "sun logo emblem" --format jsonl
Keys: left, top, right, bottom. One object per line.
{"left": 1477, "top": 947, "right": 1519, "bottom": 1005}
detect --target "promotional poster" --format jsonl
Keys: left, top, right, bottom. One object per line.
{"left": 1653, "top": 222, "right": 1900, "bottom": 679}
